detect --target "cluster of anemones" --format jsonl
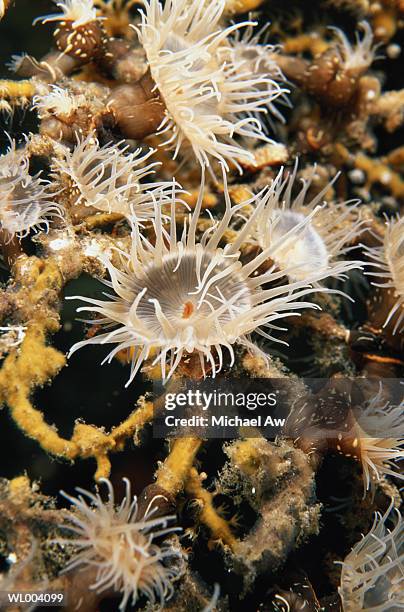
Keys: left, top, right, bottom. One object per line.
{"left": 68, "top": 167, "right": 364, "bottom": 383}
{"left": 32, "top": 0, "right": 289, "bottom": 170}
{"left": 2, "top": 2, "right": 402, "bottom": 609}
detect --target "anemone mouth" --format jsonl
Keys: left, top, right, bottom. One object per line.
{"left": 123, "top": 250, "right": 253, "bottom": 341}
{"left": 264, "top": 211, "right": 330, "bottom": 281}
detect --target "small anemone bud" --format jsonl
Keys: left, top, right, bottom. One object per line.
{"left": 106, "top": 71, "right": 166, "bottom": 140}
{"left": 327, "top": 389, "right": 403, "bottom": 497}
{"left": 33, "top": 85, "right": 105, "bottom": 143}
{"left": 53, "top": 19, "right": 106, "bottom": 62}
{"left": 280, "top": 22, "right": 377, "bottom": 108}
{"left": 35, "top": 1, "right": 107, "bottom": 64}
{"left": 8, "top": 51, "right": 79, "bottom": 81}
{"left": 99, "top": 38, "right": 147, "bottom": 83}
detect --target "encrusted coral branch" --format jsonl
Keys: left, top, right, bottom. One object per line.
{"left": 185, "top": 467, "right": 237, "bottom": 549}
{"left": 0, "top": 79, "right": 36, "bottom": 99}
{"left": 155, "top": 438, "right": 203, "bottom": 496}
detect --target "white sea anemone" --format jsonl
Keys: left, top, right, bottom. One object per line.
{"left": 338, "top": 498, "right": 404, "bottom": 611}
{"left": 33, "top": 85, "right": 87, "bottom": 118}
{"left": 53, "top": 133, "right": 174, "bottom": 219}
{"left": 35, "top": 0, "right": 98, "bottom": 27}
{"left": 351, "top": 388, "right": 404, "bottom": 496}
{"left": 332, "top": 21, "right": 377, "bottom": 73}
{"left": 135, "top": 0, "right": 287, "bottom": 170}
{"left": 0, "top": 139, "right": 61, "bottom": 240}
{"left": 222, "top": 23, "right": 290, "bottom": 126}
{"left": 68, "top": 167, "right": 350, "bottom": 384}
{"left": 363, "top": 215, "right": 404, "bottom": 335}
{"left": 59, "top": 478, "right": 184, "bottom": 610}
{"left": 242, "top": 163, "right": 365, "bottom": 285}
{"left": 6, "top": 53, "right": 30, "bottom": 74}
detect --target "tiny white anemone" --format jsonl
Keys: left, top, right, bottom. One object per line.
{"left": 68, "top": 167, "right": 345, "bottom": 385}
{"left": 52, "top": 133, "right": 175, "bottom": 219}
{"left": 33, "top": 85, "right": 87, "bottom": 118}
{"left": 34, "top": 0, "right": 98, "bottom": 27}
{"left": 221, "top": 23, "right": 290, "bottom": 126}
{"left": 363, "top": 215, "right": 404, "bottom": 335}
{"left": 135, "top": 0, "right": 286, "bottom": 171}
{"left": 242, "top": 162, "right": 365, "bottom": 286}
{"left": 331, "top": 21, "right": 378, "bottom": 73}
{"left": 6, "top": 53, "right": 29, "bottom": 74}
{"left": 338, "top": 498, "right": 404, "bottom": 611}
{"left": 352, "top": 386, "right": 404, "bottom": 496}
{"left": 58, "top": 478, "right": 184, "bottom": 611}
{"left": 0, "top": 138, "right": 62, "bottom": 240}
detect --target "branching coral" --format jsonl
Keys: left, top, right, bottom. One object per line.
{"left": 338, "top": 498, "right": 404, "bottom": 611}
{"left": 59, "top": 478, "right": 185, "bottom": 610}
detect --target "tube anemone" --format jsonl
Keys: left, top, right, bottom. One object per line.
{"left": 59, "top": 478, "right": 184, "bottom": 611}
{"left": 134, "top": 0, "right": 287, "bottom": 170}
{"left": 364, "top": 215, "right": 404, "bottom": 335}
{"left": 336, "top": 388, "right": 404, "bottom": 497}
{"left": 68, "top": 167, "right": 357, "bottom": 384}
{"left": 35, "top": 0, "right": 105, "bottom": 64}
{"left": 0, "top": 139, "right": 61, "bottom": 240}
{"left": 52, "top": 133, "right": 174, "bottom": 219}
{"left": 338, "top": 498, "right": 404, "bottom": 611}
{"left": 35, "top": 0, "right": 98, "bottom": 28}
{"left": 241, "top": 163, "right": 365, "bottom": 285}
{"left": 332, "top": 21, "right": 377, "bottom": 74}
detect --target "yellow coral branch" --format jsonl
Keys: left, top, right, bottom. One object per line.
{"left": 0, "top": 80, "right": 35, "bottom": 99}
{"left": 224, "top": 0, "right": 264, "bottom": 14}
{"left": 283, "top": 34, "right": 329, "bottom": 56}
{"left": 155, "top": 437, "right": 202, "bottom": 496}
{"left": 111, "top": 397, "right": 154, "bottom": 448}
{"left": 85, "top": 212, "right": 124, "bottom": 229}
{"left": 185, "top": 467, "right": 237, "bottom": 550}
{"left": 0, "top": 256, "right": 157, "bottom": 479}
